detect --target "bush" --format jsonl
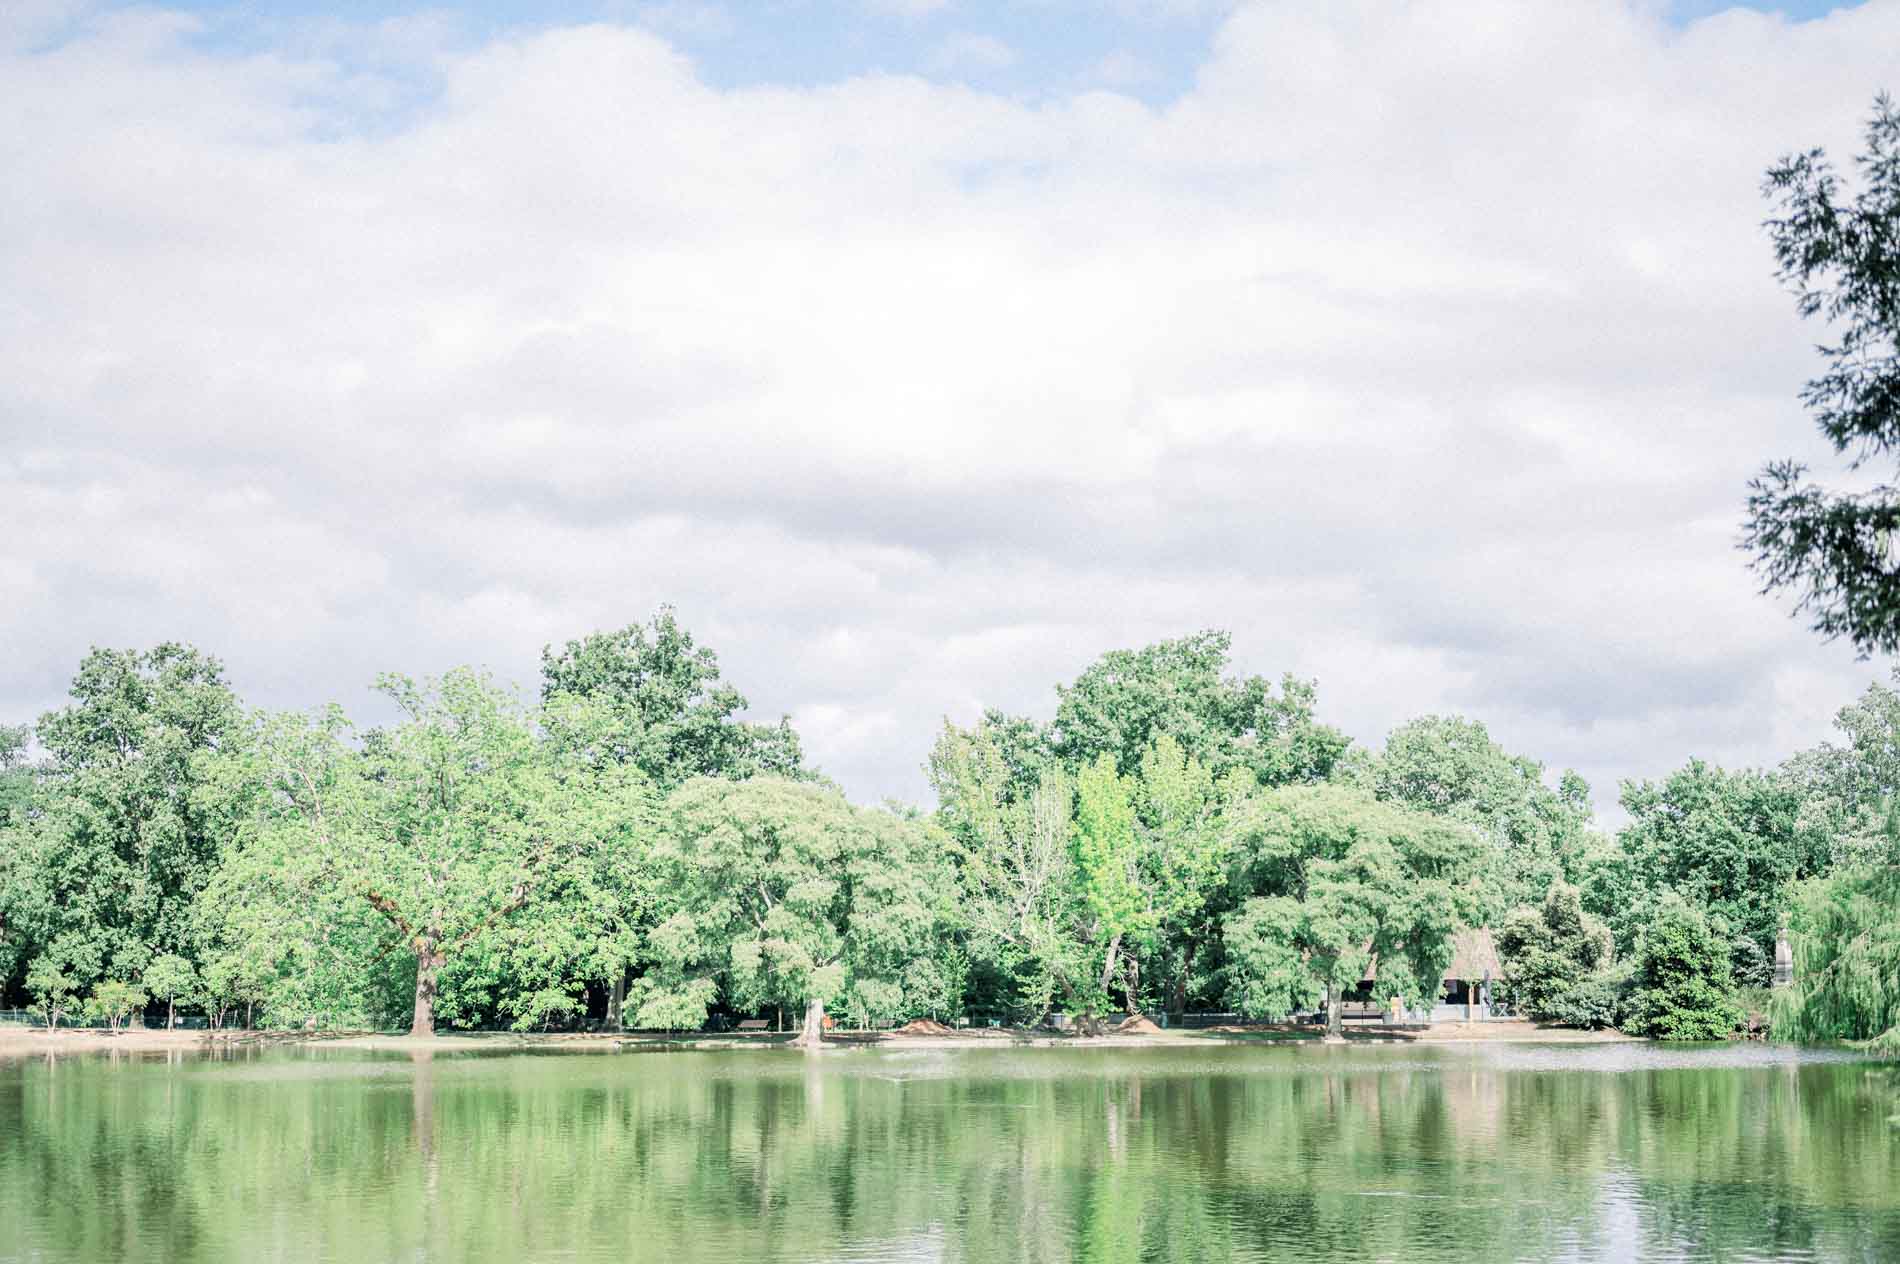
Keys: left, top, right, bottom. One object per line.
{"left": 1625, "top": 894, "right": 1742, "bottom": 1041}
{"left": 1496, "top": 881, "right": 1615, "bottom": 1024}
{"left": 1542, "top": 976, "right": 1625, "bottom": 1029}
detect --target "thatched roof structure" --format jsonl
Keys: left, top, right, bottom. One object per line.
{"left": 1358, "top": 927, "right": 1502, "bottom": 985}
{"left": 1443, "top": 927, "right": 1502, "bottom": 982}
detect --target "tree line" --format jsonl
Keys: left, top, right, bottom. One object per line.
{"left": 0, "top": 612, "right": 1895, "bottom": 1049}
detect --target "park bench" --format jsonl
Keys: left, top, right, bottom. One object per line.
{"left": 735, "top": 1019, "right": 770, "bottom": 1032}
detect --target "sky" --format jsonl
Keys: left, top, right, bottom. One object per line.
{"left": 4, "top": 0, "right": 1899, "bottom": 820}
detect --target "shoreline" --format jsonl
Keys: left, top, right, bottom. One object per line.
{"left": 0, "top": 1018, "right": 1646, "bottom": 1059}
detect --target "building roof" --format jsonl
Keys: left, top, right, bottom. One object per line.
{"left": 1355, "top": 927, "right": 1502, "bottom": 986}
{"left": 1443, "top": 926, "right": 1502, "bottom": 982}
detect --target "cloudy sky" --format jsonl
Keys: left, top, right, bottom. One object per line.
{"left": 5, "top": 0, "right": 1899, "bottom": 817}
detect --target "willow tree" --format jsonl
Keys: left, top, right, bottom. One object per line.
{"left": 1774, "top": 862, "right": 1900, "bottom": 1054}
{"left": 635, "top": 776, "right": 939, "bottom": 1048}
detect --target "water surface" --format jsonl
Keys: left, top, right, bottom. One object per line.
{"left": 1, "top": 1041, "right": 1895, "bottom": 1263}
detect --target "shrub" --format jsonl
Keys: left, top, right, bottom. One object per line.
{"left": 1543, "top": 977, "right": 1625, "bottom": 1029}
{"left": 1625, "top": 894, "right": 1743, "bottom": 1041}
{"left": 1496, "top": 881, "right": 1614, "bottom": 1023}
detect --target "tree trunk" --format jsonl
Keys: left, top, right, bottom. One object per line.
{"left": 411, "top": 952, "right": 444, "bottom": 1038}
{"left": 609, "top": 972, "right": 625, "bottom": 1033}
{"left": 1324, "top": 981, "right": 1345, "bottom": 1043}
{"left": 167, "top": 998, "right": 175, "bottom": 1030}
{"left": 791, "top": 997, "right": 826, "bottom": 1050}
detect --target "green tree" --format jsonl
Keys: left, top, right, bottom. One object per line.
{"left": 221, "top": 672, "right": 647, "bottom": 1036}
{"left": 1364, "top": 715, "right": 1597, "bottom": 918}
{"left": 86, "top": 980, "right": 147, "bottom": 1030}
{"left": 1051, "top": 631, "right": 1348, "bottom": 785}
{"left": 1745, "top": 94, "right": 1900, "bottom": 653}
{"left": 1603, "top": 760, "right": 1826, "bottom": 984}
{"left": 142, "top": 953, "right": 196, "bottom": 1029}
{"left": 11, "top": 645, "right": 242, "bottom": 993}
{"left": 1221, "top": 785, "right": 1478, "bottom": 1038}
{"left": 0, "top": 724, "right": 36, "bottom": 984}
{"left": 928, "top": 718, "right": 1095, "bottom": 1024}
{"left": 24, "top": 957, "right": 76, "bottom": 1028}
{"left": 1624, "top": 893, "right": 1743, "bottom": 1041}
{"left": 635, "top": 777, "right": 939, "bottom": 1046}
{"left": 1495, "top": 882, "right": 1616, "bottom": 1026}
{"left": 540, "top": 607, "right": 804, "bottom": 789}
{"left": 1773, "top": 863, "right": 1900, "bottom": 1053}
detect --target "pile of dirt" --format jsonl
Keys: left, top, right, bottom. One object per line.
{"left": 1114, "top": 1014, "right": 1165, "bottom": 1036}
{"left": 893, "top": 1018, "right": 958, "bottom": 1037}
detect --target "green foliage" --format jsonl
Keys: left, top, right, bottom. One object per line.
{"left": 1365, "top": 715, "right": 1597, "bottom": 919}
{"left": 1772, "top": 865, "right": 1900, "bottom": 1052}
{"left": 1051, "top": 630, "right": 1347, "bottom": 785}
{"left": 1540, "top": 976, "right": 1625, "bottom": 1030}
{"left": 9, "top": 644, "right": 242, "bottom": 992}
{"left": 633, "top": 777, "right": 941, "bottom": 1031}
{"left": 540, "top": 607, "right": 803, "bottom": 788}
{"left": 1220, "top": 785, "right": 1479, "bottom": 1029}
{"left": 85, "top": 980, "right": 147, "bottom": 1030}
{"left": 25, "top": 957, "right": 76, "bottom": 1028}
{"left": 1495, "top": 882, "right": 1616, "bottom": 1025}
{"left": 142, "top": 953, "right": 195, "bottom": 1028}
{"left": 1746, "top": 94, "right": 1900, "bottom": 654}
{"left": 1624, "top": 894, "right": 1743, "bottom": 1041}
{"left": 1602, "top": 760, "right": 1825, "bottom": 983}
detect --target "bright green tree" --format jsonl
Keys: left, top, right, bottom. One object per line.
{"left": 1051, "top": 631, "right": 1348, "bottom": 785}
{"left": 928, "top": 718, "right": 1095, "bottom": 1024}
{"left": 540, "top": 607, "right": 804, "bottom": 789}
{"left": 216, "top": 672, "right": 648, "bottom": 1036}
{"left": 1495, "top": 882, "right": 1618, "bottom": 1027}
{"left": 1624, "top": 893, "right": 1743, "bottom": 1041}
{"left": 1605, "top": 761, "right": 1827, "bottom": 985}
{"left": 9, "top": 645, "right": 242, "bottom": 994}
{"left": 1364, "top": 715, "right": 1597, "bottom": 918}
{"left": 1774, "top": 861, "right": 1900, "bottom": 1054}
{"left": 24, "top": 957, "right": 76, "bottom": 1028}
{"left": 86, "top": 980, "right": 146, "bottom": 1030}
{"left": 1221, "top": 785, "right": 1478, "bottom": 1038}
{"left": 142, "top": 953, "right": 196, "bottom": 1029}
{"left": 635, "top": 777, "right": 940, "bottom": 1046}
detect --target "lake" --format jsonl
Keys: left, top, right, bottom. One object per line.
{"left": 0, "top": 1041, "right": 1895, "bottom": 1263}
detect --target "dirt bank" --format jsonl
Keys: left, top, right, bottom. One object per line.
{"left": 0, "top": 1028, "right": 216, "bottom": 1057}
{"left": 0, "top": 1018, "right": 1645, "bottom": 1060}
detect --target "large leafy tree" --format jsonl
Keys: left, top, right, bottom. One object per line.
{"left": 929, "top": 718, "right": 1096, "bottom": 1024}
{"left": 1050, "top": 631, "right": 1348, "bottom": 785}
{"left": 1495, "top": 881, "right": 1616, "bottom": 1026}
{"left": 634, "top": 776, "right": 940, "bottom": 1046}
{"left": 1746, "top": 95, "right": 1900, "bottom": 653}
{"left": 9, "top": 644, "right": 242, "bottom": 996}
{"left": 1364, "top": 714, "right": 1597, "bottom": 918}
{"left": 1773, "top": 670, "right": 1900, "bottom": 1052}
{"left": 1623, "top": 893, "right": 1743, "bottom": 1042}
{"left": 1221, "top": 784, "right": 1479, "bottom": 1038}
{"left": 540, "top": 607, "right": 804, "bottom": 789}
{"left": 217, "top": 671, "right": 648, "bottom": 1035}
{"left": 0, "top": 724, "right": 37, "bottom": 984}
{"left": 1602, "top": 760, "right": 1828, "bottom": 985}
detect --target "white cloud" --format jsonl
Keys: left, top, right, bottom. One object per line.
{"left": 863, "top": 0, "right": 952, "bottom": 18}
{"left": 4, "top": 2, "right": 1899, "bottom": 816}
{"left": 1085, "top": 49, "right": 1156, "bottom": 87}
{"left": 928, "top": 32, "right": 1016, "bottom": 74}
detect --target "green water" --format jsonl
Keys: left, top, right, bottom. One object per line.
{"left": 0, "top": 1042, "right": 1896, "bottom": 1263}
